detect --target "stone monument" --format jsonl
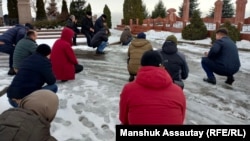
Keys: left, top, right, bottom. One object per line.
{"left": 18, "top": 0, "right": 32, "bottom": 24}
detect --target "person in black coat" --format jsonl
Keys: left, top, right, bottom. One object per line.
{"left": 94, "top": 14, "right": 107, "bottom": 34}
{"left": 0, "top": 23, "right": 33, "bottom": 75}
{"left": 159, "top": 35, "right": 189, "bottom": 89}
{"left": 81, "top": 11, "right": 95, "bottom": 47}
{"left": 90, "top": 28, "right": 109, "bottom": 54}
{"left": 66, "top": 15, "right": 80, "bottom": 45}
{"left": 201, "top": 28, "right": 241, "bottom": 85}
{"left": 7, "top": 44, "right": 58, "bottom": 107}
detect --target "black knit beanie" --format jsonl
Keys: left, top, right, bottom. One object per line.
{"left": 141, "top": 50, "right": 163, "bottom": 67}
{"left": 36, "top": 44, "right": 51, "bottom": 57}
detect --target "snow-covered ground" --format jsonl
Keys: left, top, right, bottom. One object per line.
{"left": 0, "top": 29, "right": 250, "bottom": 141}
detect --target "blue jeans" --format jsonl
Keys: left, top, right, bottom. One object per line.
{"left": 8, "top": 84, "right": 58, "bottom": 107}
{"left": 0, "top": 44, "right": 15, "bottom": 68}
{"left": 42, "top": 84, "right": 58, "bottom": 93}
{"left": 97, "top": 41, "right": 108, "bottom": 52}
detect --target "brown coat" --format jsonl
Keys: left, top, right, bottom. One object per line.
{"left": 0, "top": 108, "right": 57, "bottom": 141}
{"left": 0, "top": 90, "right": 58, "bottom": 141}
{"left": 127, "top": 39, "right": 153, "bottom": 75}
{"left": 120, "top": 27, "right": 132, "bottom": 44}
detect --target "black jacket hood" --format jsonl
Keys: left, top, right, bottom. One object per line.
{"left": 162, "top": 41, "right": 178, "bottom": 54}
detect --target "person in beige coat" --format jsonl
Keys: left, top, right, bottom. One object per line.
{"left": 120, "top": 26, "right": 133, "bottom": 46}
{"left": 127, "top": 32, "right": 153, "bottom": 81}
{"left": 0, "top": 89, "right": 59, "bottom": 141}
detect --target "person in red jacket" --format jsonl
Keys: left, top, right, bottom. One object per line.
{"left": 50, "top": 27, "right": 83, "bottom": 82}
{"left": 119, "top": 50, "right": 186, "bottom": 125}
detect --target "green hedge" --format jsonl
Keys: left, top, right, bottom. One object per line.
{"left": 32, "top": 20, "right": 66, "bottom": 30}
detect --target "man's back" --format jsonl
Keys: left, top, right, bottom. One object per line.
{"left": 7, "top": 53, "right": 56, "bottom": 99}
{"left": 208, "top": 36, "right": 241, "bottom": 72}
{"left": 13, "top": 37, "right": 37, "bottom": 69}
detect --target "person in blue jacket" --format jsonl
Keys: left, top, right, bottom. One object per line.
{"left": 7, "top": 44, "right": 58, "bottom": 107}
{"left": 94, "top": 14, "right": 107, "bottom": 34}
{"left": 201, "top": 28, "right": 241, "bottom": 85}
{"left": 0, "top": 23, "right": 33, "bottom": 75}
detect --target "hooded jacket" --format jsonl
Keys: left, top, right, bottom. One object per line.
{"left": 119, "top": 66, "right": 186, "bottom": 125}
{"left": 0, "top": 90, "right": 58, "bottom": 141}
{"left": 127, "top": 39, "right": 152, "bottom": 75}
{"left": 160, "top": 41, "right": 189, "bottom": 84}
{"left": 50, "top": 27, "right": 78, "bottom": 80}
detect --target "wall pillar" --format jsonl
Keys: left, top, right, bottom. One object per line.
{"left": 235, "top": 0, "right": 248, "bottom": 26}
{"left": 18, "top": 0, "right": 32, "bottom": 24}
{"left": 182, "top": 0, "right": 190, "bottom": 28}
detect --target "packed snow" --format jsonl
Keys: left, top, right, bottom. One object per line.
{"left": 0, "top": 28, "right": 250, "bottom": 141}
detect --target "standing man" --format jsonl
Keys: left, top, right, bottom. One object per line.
{"left": 66, "top": 15, "right": 79, "bottom": 46}
{"left": 0, "top": 23, "right": 33, "bottom": 75}
{"left": 81, "top": 11, "right": 95, "bottom": 47}
{"left": 201, "top": 28, "right": 241, "bottom": 85}
{"left": 94, "top": 14, "right": 107, "bottom": 34}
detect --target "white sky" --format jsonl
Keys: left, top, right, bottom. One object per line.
{"left": 1, "top": 0, "right": 250, "bottom": 17}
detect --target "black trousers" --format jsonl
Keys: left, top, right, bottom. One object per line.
{"left": 75, "top": 64, "right": 83, "bottom": 73}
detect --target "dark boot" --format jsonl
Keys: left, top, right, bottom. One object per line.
{"left": 225, "top": 76, "right": 235, "bottom": 85}
{"left": 128, "top": 75, "right": 135, "bottom": 82}
{"left": 203, "top": 77, "right": 216, "bottom": 85}
{"left": 7, "top": 68, "right": 16, "bottom": 76}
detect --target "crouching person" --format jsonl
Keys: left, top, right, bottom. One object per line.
{"left": 0, "top": 90, "right": 59, "bottom": 141}
{"left": 7, "top": 44, "right": 58, "bottom": 107}
{"left": 90, "top": 28, "right": 109, "bottom": 54}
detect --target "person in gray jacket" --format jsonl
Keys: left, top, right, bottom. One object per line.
{"left": 159, "top": 35, "right": 189, "bottom": 89}
{"left": 13, "top": 30, "right": 38, "bottom": 72}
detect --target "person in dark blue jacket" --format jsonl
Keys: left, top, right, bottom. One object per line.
{"left": 90, "top": 28, "right": 109, "bottom": 54}
{"left": 81, "top": 11, "right": 95, "bottom": 47}
{"left": 159, "top": 35, "right": 189, "bottom": 89}
{"left": 94, "top": 14, "right": 107, "bottom": 34}
{"left": 201, "top": 28, "right": 241, "bottom": 85}
{"left": 7, "top": 44, "right": 58, "bottom": 107}
{"left": 0, "top": 23, "right": 33, "bottom": 75}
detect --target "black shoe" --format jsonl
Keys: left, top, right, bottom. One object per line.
{"left": 225, "top": 76, "right": 235, "bottom": 85}
{"left": 7, "top": 68, "right": 16, "bottom": 76}
{"left": 203, "top": 78, "right": 216, "bottom": 85}
{"left": 96, "top": 50, "right": 105, "bottom": 55}
{"left": 128, "top": 75, "right": 135, "bottom": 82}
